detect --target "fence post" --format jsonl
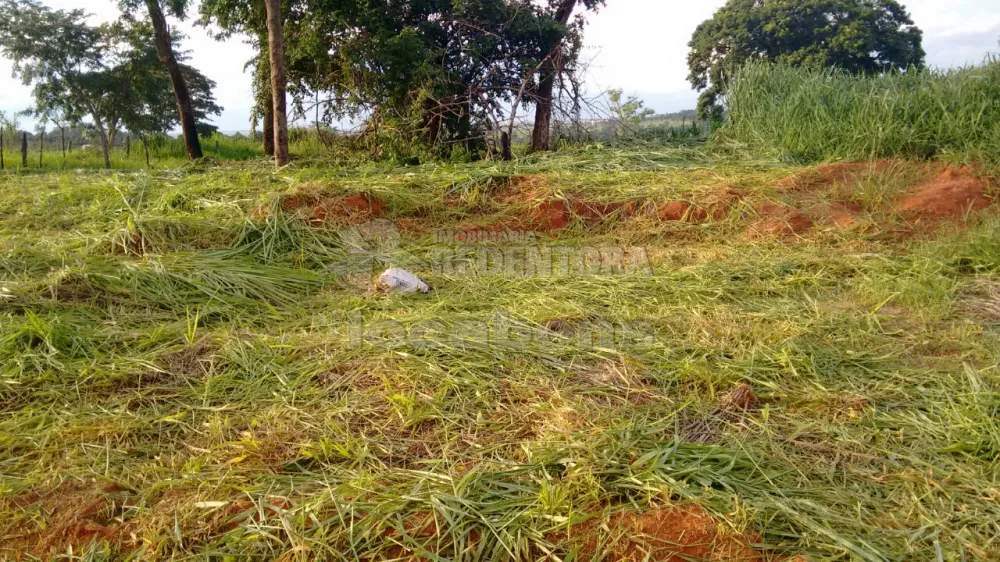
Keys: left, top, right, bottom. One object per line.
{"left": 21, "top": 133, "right": 27, "bottom": 167}
{"left": 39, "top": 129, "right": 44, "bottom": 167}
{"left": 126, "top": 135, "right": 131, "bottom": 158}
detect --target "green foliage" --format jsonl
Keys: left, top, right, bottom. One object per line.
{"left": 607, "top": 89, "right": 655, "bottom": 138}
{"left": 105, "top": 17, "right": 222, "bottom": 139}
{"left": 200, "top": 0, "right": 597, "bottom": 158}
{"left": 0, "top": 0, "right": 221, "bottom": 165}
{"left": 688, "top": 0, "right": 926, "bottom": 119}
{"left": 715, "top": 59, "right": 1000, "bottom": 163}
{"left": 0, "top": 0, "right": 106, "bottom": 126}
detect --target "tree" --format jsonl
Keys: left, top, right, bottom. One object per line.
{"left": 196, "top": 0, "right": 274, "bottom": 156}
{"left": 119, "top": 0, "right": 205, "bottom": 160}
{"left": 201, "top": 0, "right": 577, "bottom": 158}
{"left": 0, "top": 0, "right": 116, "bottom": 167}
{"left": 530, "top": 0, "right": 604, "bottom": 153}
{"left": 688, "top": 0, "right": 925, "bottom": 120}
{"left": 0, "top": 1, "right": 220, "bottom": 168}
{"left": 264, "top": 0, "right": 288, "bottom": 166}
{"left": 32, "top": 106, "right": 71, "bottom": 163}
{"left": 107, "top": 19, "right": 222, "bottom": 155}
{"left": 607, "top": 89, "right": 654, "bottom": 137}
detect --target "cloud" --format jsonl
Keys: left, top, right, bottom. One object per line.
{"left": 924, "top": 26, "right": 1000, "bottom": 69}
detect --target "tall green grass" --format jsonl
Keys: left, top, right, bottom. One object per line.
{"left": 715, "top": 59, "right": 1000, "bottom": 164}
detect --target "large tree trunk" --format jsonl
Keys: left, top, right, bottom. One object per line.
{"left": 146, "top": 0, "right": 203, "bottom": 160}
{"left": 108, "top": 116, "right": 120, "bottom": 150}
{"left": 90, "top": 113, "right": 112, "bottom": 169}
{"left": 530, "top": 0, "right": 577, "bottom": 153}
{"left": 263, "top": 100, "right": 275, "bottom": 156}
{"left": 265, "top": 0, "right": 289, "bottom": 166}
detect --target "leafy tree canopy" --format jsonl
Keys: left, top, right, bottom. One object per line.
{"left": 688, "top": 0, "right": 925, "bottom": 119}
{"left": 0, "top": 0, "right": 220, "bottom": 165}
{"left": 200, "top": 0, "right": 593, "bottom": 156}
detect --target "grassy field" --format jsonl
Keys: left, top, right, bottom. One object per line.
{"left": 0, "top": 144, "right": 998, "bottom": 561}
{"left": 0, "top": 135, "right": 262, "bottom": 172}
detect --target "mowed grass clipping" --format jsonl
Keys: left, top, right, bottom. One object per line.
{"left": 0, "top": 146, "right": 999, "bottom": 561}
{"left": 716, "top": 59, "right": 1000, "bottom": 165}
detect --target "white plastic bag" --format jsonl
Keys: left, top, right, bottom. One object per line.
{"left": 378, "top": 268, "right": 430, "bottom": 294}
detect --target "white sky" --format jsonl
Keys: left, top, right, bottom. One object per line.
{"left": 2, "top": 0, "right": 998, "bottom": 132}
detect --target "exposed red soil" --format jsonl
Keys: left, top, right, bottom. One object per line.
{"left": 307, "top": 193, "right": 386, "bottom": 224}
{"left": 266, "top": 162, "right": 994, "bottom": 240}
{"left": 501, "top": 196, "right": 643, "bottom": 232}
{"left": 767, "top": 162, "right": 996, "bottom": 239}
{"left": 530, "top": 199, "right": 572, "bottom": 231}
{"left": 555, "top": 504, "right": 769, "bottom": 561}
{"left": 896, "top": 166, "right": 992, "bottom": 223}
{"left": 656, "top": 187, "right": 744, "bottom": 223}
{"left": 746, "top": 203, "right": 814, "bottom": 239}
{"left": 658, "top": 200, "right": 709, "bottom": 222}
{"left": 777, "top": 160, "right": 898, "bottom": 191}
{"left": 823, "top": 201, "right": 866, "bottom": 230}
{"left": 393, "top": 217, "right": 430, "bottom": 235}
{"left": 702, "top": 186, "right": 747, "bottom": 219}
{"left": 1, "top": 483, "right": 298, "bottom": 561}
{"left": 1, "top": 482, "right": 135, "bottom": 560}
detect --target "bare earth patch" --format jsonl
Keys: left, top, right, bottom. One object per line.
{"left": 554, "top": 504, "right": 770, "bottom": 561}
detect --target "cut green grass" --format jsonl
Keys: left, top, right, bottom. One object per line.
{"left": 1, "top": 146, "right": 999, "bottom": 561}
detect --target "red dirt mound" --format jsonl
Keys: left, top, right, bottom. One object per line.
{"left": 491, "top": 174, "right": 548, "bottom": 205}
{"left": 658, "top": 186, "right": 744, "bottom": 223}
{"left": 896, "top": 166, "right": 992, "bottom": 223}
{"left": 309, "top": 194, "right": 386, "bottom": 224}
{"left": 701, "top": 186, "right": 747, "bottom": 220}
{"left": 777, "top": 160, "right": 897, "bottom": 191}
{"left": 557, "top": 504, "right": 768, "bottom": 562}
{"left": 824, "top": 201, "right": 865, "bottom": 229}
{"left": 746, "top": 203, "right": 814, "bottom": 239}
{"left": 572, "top": 199, "right": 641, "bottom": 222}
{"left": 522, "top": 197, "right": 641, "bottom": 231}
{"left": 530, "top": 199, "right": 572, "bottom": 231}
{"left": 657, "top": 201, "right": 709, "bottom": 222}
{"left": 1, "top": 482, "right": 135, "bottom": 560}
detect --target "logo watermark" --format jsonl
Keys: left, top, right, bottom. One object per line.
{"left": 347, "top": 310, "right": 656, "bottom": 352}
{"left": 334, "top": 222, "right": 653, "bottom": 279}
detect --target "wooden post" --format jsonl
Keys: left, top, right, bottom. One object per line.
{"left": 21, "top": 133, "right": 27, "bottom": 167}
{"left": 142, "top": 135, "right": 150, "bottom": 168}
{"left": 126, "top": 135, "right": 131, "bottom": 158}
{"left": 61, "top": 128, "right": 66, "bottom": 165}
{"left": 38, "top": 128, "right": 44, "bottom": 167}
